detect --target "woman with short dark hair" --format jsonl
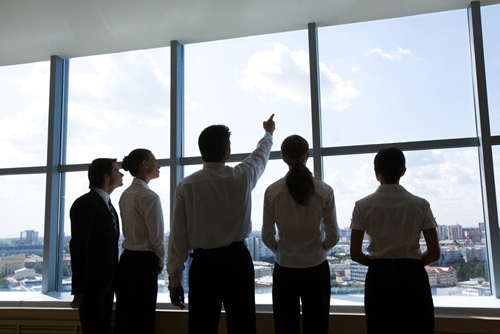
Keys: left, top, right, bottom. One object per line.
{"left": 350, "top": 147, "right": 440, "bottom": 334}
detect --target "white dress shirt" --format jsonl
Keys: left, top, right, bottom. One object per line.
{"left": 262, "top": 177, "right": 340, "bottom": 268}
{"left": 167, "top": 132, "right": 273, "bottom": 288}
{"left": 350, "top": 184, "right": 438, "bottom": 260}
{"left": 92, "top": 187, "right": 110, "bottom": 208}
{"left": 119, "top": 178, "right": 166, "bottom": 267}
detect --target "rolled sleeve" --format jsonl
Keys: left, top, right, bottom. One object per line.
{"left": 144, "top": 193, "right": 166, "bottom": 267}
{"left": 262, "top": 191, "right": 278, "bottom": 252}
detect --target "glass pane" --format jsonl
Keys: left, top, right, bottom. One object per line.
{"left": 0, "top": 62, "right": 49, "bottom": 168}
{"left": 324, "top": 148, "right": 489, "bottom": 296}
{"left": 184, "top": 31, "right": 312, "bottom": 157}
{"left": 0, "top": 174, "right": 46, "bottom": 292}
{"left": 482, "top": 4, "right": 500, "bottom": 134}
{"left": 63, "top": 166, "right": 170, "bottom": 293}
{"left": 66, "top": 48, "right": 171, "bottom": 164}
{"left": 318, "top": 10, "right": 476, "bottom": 147}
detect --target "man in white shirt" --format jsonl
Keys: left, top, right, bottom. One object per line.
{"left": 168, "top": 114, "right": 276, "bottom": 334}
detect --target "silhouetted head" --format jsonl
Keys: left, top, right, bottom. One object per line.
{"left": 374, "top": 147, "right": 406, "bottom": 183}
{"left": 88, "top": 158, "right": 117, "bottom": 188}
{"left": 198, "top": 125, "right": 231, "bottom": 162}
{"left": 122, "top": 149, "right": 152, "bottom": 177}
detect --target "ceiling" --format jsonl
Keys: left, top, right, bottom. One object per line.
{"left": 1, "top": 0, "right": 499, "bottom": 66}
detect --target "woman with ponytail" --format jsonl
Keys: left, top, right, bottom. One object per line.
{"left": 114, "top": 149, "right": 165, "bottom": 334}
{"left": 262, "top": 135, "right": 340, "bottom": 334}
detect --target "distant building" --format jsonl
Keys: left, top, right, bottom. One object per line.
{"left": 254, "top": 262, "right": 272, "bottom": 278}
{"left": 255, "top": 275, "right": 272, "bottom": 294}
{"left": 20, "top": 230, "right": 39, "bottom": 245}
{"left": 456, "top": 278, "right": 490, "bottom": 296}
{"left": 462, "top": 227, "right": 481, "bottom": 244}
{"left": 425, "top": 266, "right": 456, "bottom": 287}
{"left": 24, "top": 255, "right": 43, "bottom": 269}
{"left": 339, "top": 228, "right": 351, "bottom": 242}
{"left": 245, "top": 236, "right": 274, "bottom": 262}
{"left": 437, "top": 225, "right": 448, "bottom": 241}
{"left": 440, "top": 247, "right": 461, "bottom": 264}
{"left": 14, "top": 267, "right": 36, "bottom": 280}
{"left": 461, "top": 246, "right": 487, "bottom": 262}
{"left": 448, "top": 225, "right": 463, "bottom": 241}
{"left": 0, "top": 254, "right": 25, "bottom": 276}
{"left": 329, "top": 262, "right": 350, "bottom": 279}
{"left": 348, "top": 261, "right": 368, "bottom": 283}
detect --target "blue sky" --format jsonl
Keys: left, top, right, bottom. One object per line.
{"left": 1, "top": 6, "right": 499, "bottom": 238}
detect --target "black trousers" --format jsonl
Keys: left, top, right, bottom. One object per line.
{"left": 188, "top": 241, "right": 256, "bottom": 334}
{"left": 114, "top": 250, "right": 159, "bottom": 334}
{"left": 78, "top": 290, "right": 114, "bottom": 334}
{"left": 364, "top": 259, "right": 434, "bottom": 334}
{"left": 272, "top": 260, "right": 331, "bottom": 334}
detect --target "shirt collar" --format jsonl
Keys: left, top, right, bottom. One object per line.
{"left": 376, "top": 184, "right": 406, "bottom": 192}
{"left": 92, "top": 187, "right": 110, "bottom": 204}
{"left": 203, "top": 162, "right": 225, "bottom": 170}
{"left": 132, "top": 177, "right": 150, "bottom": 189}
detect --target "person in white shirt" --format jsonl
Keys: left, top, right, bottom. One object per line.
{"left": 350, "top": 147, "right": 440, "bottom": 334}
{"left": 114, "top": 149, "right": 165, "bottom": 334}
{"left": 168, "top": 114, "right": 276, "bottom": 334}
{"left": 262, "top": 134, "right": 339, "bottom": 334}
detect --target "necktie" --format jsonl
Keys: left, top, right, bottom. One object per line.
{"left": 108, "top": 199, "right": 118, "bottom": 237}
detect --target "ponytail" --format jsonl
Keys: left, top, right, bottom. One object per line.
{"left": 281, "top": 135, "right": 315, "bottom": 206}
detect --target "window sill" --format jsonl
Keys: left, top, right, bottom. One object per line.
{"left": 1, "top": 292, "right": 499, "bottom": 319}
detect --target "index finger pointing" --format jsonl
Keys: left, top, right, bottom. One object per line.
{"left": 268, "top": 114, "right": 275, "bottom": 121}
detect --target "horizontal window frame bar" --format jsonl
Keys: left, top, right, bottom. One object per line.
{"left": 5, "top": 136, "right": 500, "bottom": 175}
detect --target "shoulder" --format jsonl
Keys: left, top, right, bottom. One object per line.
{"left": 313, "top": 179, "right": 333, "bottom": 194}
{"left": 401, "top": 187, "right": 431, "bottom": 207}
{"left": 354, "top": 192, "right": 378, "bottom": 207}
{"left": 265, "top": 177, "right": 286, "bottom": 195}
{"left": 72, "top": 191, "right": 99, "bottom": 208}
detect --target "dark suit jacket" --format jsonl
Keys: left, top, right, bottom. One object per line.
{"left": 70, "top": 189, "right": 120, "bottom": 296}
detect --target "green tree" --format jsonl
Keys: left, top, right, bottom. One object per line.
{"left": 62, "top": 265, "right": 72, "bottom": 278}
{"left": 33, "top": 264, "right": 43, "bottom": 274}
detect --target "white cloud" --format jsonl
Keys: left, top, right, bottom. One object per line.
{"left": 364, "top": 47, "right": 412, "bottom": 60}
{"left": 351, "top": 65, "right": 361, "bottom": 73}
{"left": 239, "top": 43, "right": 359, "bottom": 111}
{"left": 320, "top": 63, "right": 360, "bottom": 110}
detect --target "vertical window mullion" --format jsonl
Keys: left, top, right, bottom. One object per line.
{"left": 170, "top": 41, "right": 185, "bottom": 221}
{"left": 42, "top": 55, "right": 68, "bottom": 293}
{"left": 308, "top": 23, "right": 324, "bottom": 180}
{"left": 468, "top": 1, "right": 500, "bottom": 298}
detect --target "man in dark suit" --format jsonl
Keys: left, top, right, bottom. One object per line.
{"left": 69, "top": 158, "right": 124, "bottom": 334}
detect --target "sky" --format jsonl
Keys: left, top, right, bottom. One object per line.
{"left": 1, "top": 6, "right": 500, "bottom": 239}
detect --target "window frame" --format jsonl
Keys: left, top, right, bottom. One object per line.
{"left": 1, "top": 1, "right": 499, "bottom": 308}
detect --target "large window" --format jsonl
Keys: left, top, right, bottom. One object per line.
{"left": 0, "top": 62, "right": 49, "bottom": 292}
{"left": 318, "top": 10, "right": 476, "bottom": 147}
{"left": 482, "top": 4, "right": 500, "bottom": 134}
{"left": 0, "top": 62, "right": 49, "bottom": 168}
{"left": 67, "top": 48, "right": 171, "bottom": 164}
{"left": 2, "top": 2, "right": 500, "bottom": 308}
{"left": 184, "top": 31, "right": 312, "bottom": 157}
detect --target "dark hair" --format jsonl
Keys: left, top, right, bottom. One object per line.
{"left": 374, "top": 147, "right": 406, "bottom": 183}
{"left": 88, "top": 158, "right": 117, "bottom": 188}
{"left": 122, "top": 149, "right": 151, "bottom": 177}
{"left": 281, "top": 135, "right": 314, "bottom": 206}
{"left": 198, "top": 125, "right": 231, "bottom": 162}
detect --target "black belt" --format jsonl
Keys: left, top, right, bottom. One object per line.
{"left": 190, "top": 240, "right": 246, "bottom": 258}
